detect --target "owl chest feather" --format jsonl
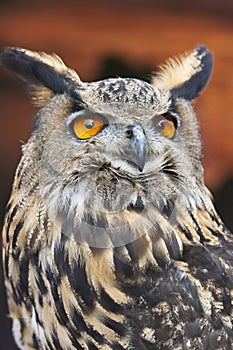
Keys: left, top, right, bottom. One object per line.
{"left": 4, "top": 192, "right": 233, "bottom": 349}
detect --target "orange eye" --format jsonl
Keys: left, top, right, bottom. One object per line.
{"left": 154, "top": 114, "right": 177, "bottom": 139}
{"left": 72, "top": 115, "right": 105, "bottom": 140}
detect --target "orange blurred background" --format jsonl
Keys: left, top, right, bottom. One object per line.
{"left": 0, "top": 1, "right": 233, "bottom": 348}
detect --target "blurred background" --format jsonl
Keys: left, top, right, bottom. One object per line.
{"left": 0, "top": 0, "right": 233, "bottom": 348}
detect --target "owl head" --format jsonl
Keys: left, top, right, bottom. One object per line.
{"left": 0, "top": 45, "right": 213, "bottom": 248}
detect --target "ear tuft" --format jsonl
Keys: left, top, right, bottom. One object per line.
{"left": 152, "top": 45, "right": 213, "bottom": 100}
{"left": 0, "top": 47, "right": 81, "bottom": 104}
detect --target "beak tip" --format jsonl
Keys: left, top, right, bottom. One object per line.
{"left": 138, "top": 162, "right": 145, "bottom": 172}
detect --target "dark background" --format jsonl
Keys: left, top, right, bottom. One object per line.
{"left": 0, "top": 1, "right": 233, "bottom": 348}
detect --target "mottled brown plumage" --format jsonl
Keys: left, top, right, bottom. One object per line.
{"left": 1, "top": 45, "right": 233, "bottom": 350}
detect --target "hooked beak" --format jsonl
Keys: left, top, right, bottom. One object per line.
{"left": 128, "top": 125, "right": 148, "bottom": 172}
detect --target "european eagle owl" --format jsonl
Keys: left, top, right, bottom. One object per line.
{"left": 1, "top": 45, "right": 233, "bottom": 350}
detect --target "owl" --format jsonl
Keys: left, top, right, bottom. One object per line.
{"left": 1, "top": 45, "right": 233, "bottom": 350}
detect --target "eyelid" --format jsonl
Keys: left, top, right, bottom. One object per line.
{"left": 166, "top": 111, "right": 181, "bottom": 127}
{"left": 154, "top": 112, "right": 180, "bottom": 127}
{"left": 67, "top": 110, "right": 109, "bottom": 125}
{"left": 66, "top": 110, "right": 90, "bottom": 125}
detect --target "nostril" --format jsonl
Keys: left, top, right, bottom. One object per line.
{"left": 126, "top": 126, "right": 134, "bottom": 138}
{"left": 126, "top": 130, "right": 133, "bottom": 138}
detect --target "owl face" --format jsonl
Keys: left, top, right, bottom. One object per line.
{"left": 36, "top": 78, "right": 194, "bottom": 215}
{"left": 1, "top": 45, "right": 213, "bottom": 247}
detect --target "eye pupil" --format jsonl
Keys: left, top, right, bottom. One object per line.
{"left": 157, "top": 121, "right": 165, "bottom": 131}
{"left": 85, "top": 120, "right": 94, "bottom": 129}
